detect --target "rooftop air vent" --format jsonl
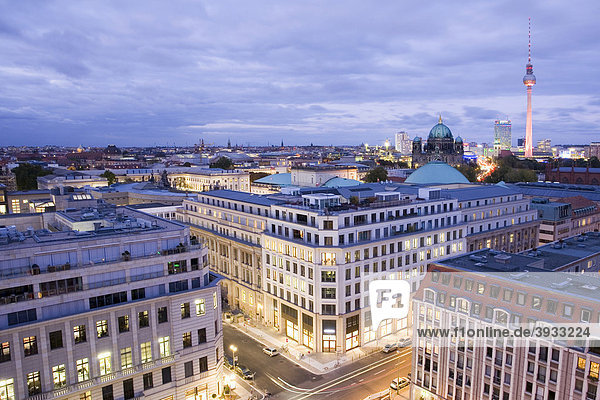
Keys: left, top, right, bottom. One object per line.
{"left": 551, "top": 279, "right": 572, "bottom": 289}
{"left": 510, "top": 271, "right": 528, "bottom": 280}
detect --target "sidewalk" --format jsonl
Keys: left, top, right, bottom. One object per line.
{"left": 227, "top": 318, "right": 392, "bottom": 375}
{"left": 228, "top": 375, "right": 265, "bottom": 400}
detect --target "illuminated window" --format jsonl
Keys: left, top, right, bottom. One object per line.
{"left": 120, "top": 347, "right": 132, "bottom": 369}
{"left": 577, "top": 357, "right": 586, "bottom": 370}
{"left": 98, "top": 353, "right": 111, "bottom": 376}
{"left": 0, "top": 342, "right": 9, "bottom": 362}
{"left": 76, "top": 358, "right": 89, "bottom": 382}
{"left": 158, "top": 337, "right": 171, "bottom": 358}
{"left": 73, "top": 325, "right": 86, "bottom": 344}
{"left": 52, "top": 364, "right": 66, "bottom": 388}
{"left": 213, "top": 292, "right": 218, "bottom": 309}
{"left": 96, "top": 320, "right": 109, "bottom": 338}
{"left": 23, "top": 336, "right": 38, "bottom": 356}
{"left": 0, "top": 379, "right": 14, "bottom": 400}
{"left": 26, "top": 372, "right": 40, "bottom": 396}
{"left": 80, "top": 391, "right": 92, "bottom": 400}
{"left": 195, "top": 299, "right": 205, "bottom": 316}
{"left": 140, "top": 342, "right": 152, "bottom": 363}
{"left": 591, "top": 362, "right": 599, "bottom": 380}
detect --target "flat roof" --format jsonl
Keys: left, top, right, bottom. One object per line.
{"left": 199, "top": 189, "right": 283, "bottom": 206}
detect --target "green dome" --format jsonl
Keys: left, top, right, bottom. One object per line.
{"left": 405, "top": 161, "right": 469, "bottom": 184}
{"left": 428, "top": 122, "right": 453, "bottom": 139}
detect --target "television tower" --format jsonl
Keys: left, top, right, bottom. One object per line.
{"left": 523, "top": 17, "right": 536, "bottom": 158}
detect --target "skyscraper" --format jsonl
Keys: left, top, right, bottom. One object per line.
{"left": 395, "top": 131, "right": 412, "bottom": 154}
{"left": 493, "top": 119, "right": 512, "bottom": 151}
{"left": 523, "top": 18, "right": 537, "bottom": 158}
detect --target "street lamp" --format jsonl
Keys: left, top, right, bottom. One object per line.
{"left": 229, "top": 345, "right": 238, "bottom": 370}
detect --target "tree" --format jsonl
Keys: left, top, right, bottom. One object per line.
{"left": 100, "top": 170, "right": 116, "bottom": 185}
{"left": 210, "top": 156, "right": 234, "bottom": 170}
{"left": 589, "top": 156, "right": 600, "bottom": 168}
{"left": 12, "top": 163, "right": 53, "bottom": 190}
{"left": 250, "top": 172, "right": 269, "bottom": 182}
{"left": 183, "top": 162, "right": 192, "bottom": 167}
{"left": 363, "top": 167, "right": 388, "bottom": 183}
{"left": 456, "top": 164, "right": 480, "bottom": 182}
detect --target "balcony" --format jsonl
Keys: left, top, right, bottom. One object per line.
{"left": 1, "top": 243, "right": 206, "bottom": 280}
{"left": 26, "top": 355, "right": 176, "bottom": 400}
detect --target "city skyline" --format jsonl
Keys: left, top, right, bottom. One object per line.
{"left": 1, "top": 1, "right": 599, "bottom": 147}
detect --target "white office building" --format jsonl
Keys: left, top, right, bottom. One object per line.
{"left": 0, "top": 206, "right": 224, "bottom": 400}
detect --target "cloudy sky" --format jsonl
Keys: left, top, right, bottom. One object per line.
{"left": 1, "top": 0, "right": 599, "bottom": 147}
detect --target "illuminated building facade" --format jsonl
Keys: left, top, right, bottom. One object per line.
{"left": 494, "top": 120, "right": 512, "bottom": 151}
{"left": 0, "top": 207, "right": 224, "bottom": 400}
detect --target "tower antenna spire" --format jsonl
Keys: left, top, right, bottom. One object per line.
{"left": 528, "top": 17, "right": 531, "bottom": 63}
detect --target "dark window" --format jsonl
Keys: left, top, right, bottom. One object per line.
{"left": 49, "top": 331, "right": 63, "bottom": 350}
{"left": 89, "top": 292, "right": 127, "bottom": 309}
{"left": 198, "top": 328, "right": 207, "bottom": 344}
{"left": 199, "top": 356, "right": 208, "bottom": 373}
{"left": 131, "top": 288, "right": 145, "bottom": 301}
{"left": 161, "top": 367, "right": 172, "bottom": 384}
{"left": 7, "top": 309, "right": 37, "bottom": 326}
{"left": 157, "top": 307, "right": 168, "bottom": 323}
{"left": 143, "top": 373, "right": 153, "bottom": 390}
{"left": 184, "top": 361, "right": 194, "bottom": 378}
{"left": 138, "top": 311, "right": 149, "bottom": 328}
{"left": 123, "top": 379, "right": 134, "bottom": 400}
{"left": 102, "top": 385, "right": 113, "bottom": 400}
{"left": 118, "top": 315, "right": 130, "bottom": 333}
{"left": 169, "top": 280, "right": 188, "bottom": 293}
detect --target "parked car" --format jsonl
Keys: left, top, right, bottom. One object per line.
{"left": 263, "top": 347, "right": 279, "bottom": 357}
{"left": 397, "top": 338, "right": 412, "bottom": 348}
{"left": 224, "top": 355, "right": 234, "bottom": 370}
{"left": 235, "top": 365, "right": 255, "bottom": 380}
{"left": 390, "top": 377, "right": 410, "bottom": 390}
{"left": 382, "top": 343, "right": 398, "bottom": 353}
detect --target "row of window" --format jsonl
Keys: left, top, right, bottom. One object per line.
{"left": 428, "top": 273, "right": 592, "bottom": 322}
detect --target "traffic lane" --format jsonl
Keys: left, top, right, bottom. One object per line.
{"left": 283, "top": 349, "right": 412, "bottom": 400}
{"left": 224, "top": 325, "right": 320, "bottom": 395}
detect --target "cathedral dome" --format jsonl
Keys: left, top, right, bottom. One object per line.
{"left": 428, "top": 116, "right": 453, "bottom": 139}
{"left": 405, "top": 161, "right": 469, "bottom": 184}
{"left": 455, "top": 136, "right": 463, "bottom": 143}
{"left": 413, "top": 136, "right": 422, "bottom": 142}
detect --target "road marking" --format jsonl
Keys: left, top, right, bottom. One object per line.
{"left": 373, "top": 369, "right": 387, "bottom": 376}
{"left": 288, "top": 353, "right": 404, "bottom": 400}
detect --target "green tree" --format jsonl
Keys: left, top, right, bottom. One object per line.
{"left": 250, "top": 172, "right": 269, "bottom": 182}
{"left": 363, "top": 166, "right": 388, "bottom": 182}
{"left": 210, "top": 156, "right": 234, "bottom": 170}
{"left": 100, "top": 170, "right": 116, "bottom": 185}
{"left": 589, "top": 156, "right": 600, "bottom": 168}
{"left": 12, "top": 163, "right": 53, "bottom": 190}
{"left": 456, "top": 164, "right": 480, "bottom": 182}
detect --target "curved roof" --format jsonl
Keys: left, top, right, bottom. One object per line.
{"left": 405, "top": 161, "right": 469, "bottom": 184}
{"left": 321, "top": 177, "right": 362, "bottom": 188}
{"left": 254, "top": 173, "right": 291, "bottom": 186}
{"left": 428, "top": 122, "right": 453, "bottom": 139}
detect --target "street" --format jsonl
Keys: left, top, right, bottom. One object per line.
{"left": 224, "top": 325, "right": 412, "bottom": 400}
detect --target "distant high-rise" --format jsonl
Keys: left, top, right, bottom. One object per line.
{"left": 523, "top": 18, "right": 537, "bottom": 157}
{"left": 394, "top": 131, "right": 412, "bottom": 154}
{"left": 537, "top": 138, "right": 551, "bottom": 152}
{"left": 493, "top": 119, "right": 512, "bottom": 150}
